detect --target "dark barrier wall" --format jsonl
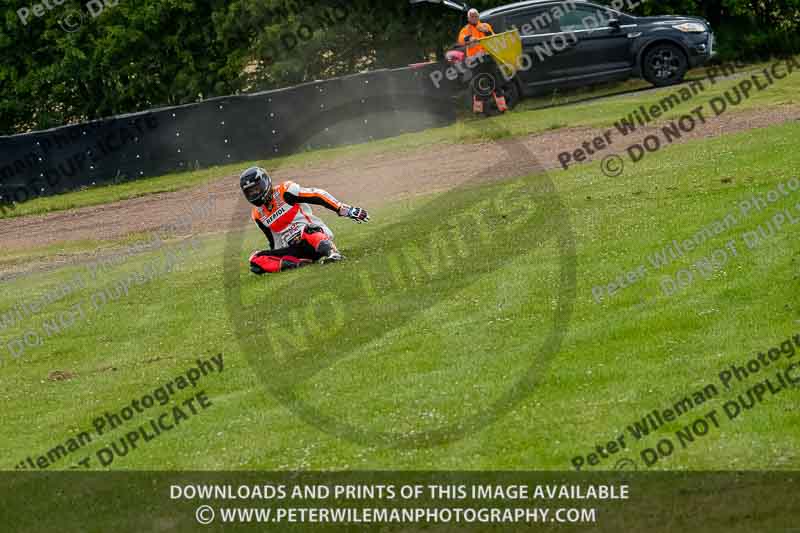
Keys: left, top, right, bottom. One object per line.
{"left": 0, "top": 64, "right": 459, "bottom": 207}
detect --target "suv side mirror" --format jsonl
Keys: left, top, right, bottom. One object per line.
{"left": 608, "top": 18, "right": 621, "bottom": 30}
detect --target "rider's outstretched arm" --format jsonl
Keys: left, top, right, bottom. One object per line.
{"left": 283, "top": 181, "right": 370, "bottom": 223}
{"left": 283, "top": 181, "right": 342, "bottom": 212}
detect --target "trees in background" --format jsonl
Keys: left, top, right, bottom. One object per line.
{"left": 1, "top": 0, "right": 240, "bottom": 134}
{"left": 1, "top": 0, "right": 798, "bottom": 135}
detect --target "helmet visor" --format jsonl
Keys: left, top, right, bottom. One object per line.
{"left": 243, "top": 177, "right": 268, "bottom": 203}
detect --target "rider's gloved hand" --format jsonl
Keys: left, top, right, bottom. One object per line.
{"left": 339, "top": 204, "right": 370, "bottom": 223}
{"left": 463, "top": 35, "right": 472, "bottom": 43}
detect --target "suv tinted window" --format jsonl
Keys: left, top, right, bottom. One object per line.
{"left": 505, "top": 9, "right": 557, "bottom": 35}
{"left": 556, "top": 6, "right": 616, "bottom": 32}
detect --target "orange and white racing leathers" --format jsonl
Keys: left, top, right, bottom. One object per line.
{"left": 248, "top": 181, "right": 343, "bottom": 274}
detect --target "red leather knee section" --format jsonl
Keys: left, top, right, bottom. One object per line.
{"left": 250, "top": 254, "right": 283, "bottom": 273}
{"left": 302, "top": 228, "right": 330, "bottom": 251}
{"left": 250, "top": 253, "right": 312, "bottom": 274}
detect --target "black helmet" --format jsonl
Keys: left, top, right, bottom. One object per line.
{"left": 240, "top": 167, "right": 272, "bottom": 206}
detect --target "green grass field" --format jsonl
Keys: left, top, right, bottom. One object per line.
{"left": 2, "top": 115, "right": 799, "bottom": 474}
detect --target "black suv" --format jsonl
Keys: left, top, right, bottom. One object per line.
{"left": 414, "top": 0, "right": 716, "bottom": 99}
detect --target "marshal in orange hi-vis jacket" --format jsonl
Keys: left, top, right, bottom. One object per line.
{"left": 458, "top": 9, "right": 495, "bottom": 57}
{"left": 239, "top": 167, "right": 369, "bottom": 274}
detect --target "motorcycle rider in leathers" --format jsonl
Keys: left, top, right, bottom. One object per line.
{"left": 240, "top": 166, "right": 370, "bottom": 274}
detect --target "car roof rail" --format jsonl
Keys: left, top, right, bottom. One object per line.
{"left": 409, "top": 0, "right": 470, "bottom": 13}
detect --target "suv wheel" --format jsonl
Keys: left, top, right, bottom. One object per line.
{"left": 642, "top": 44, "right": 688, "bottom": 87}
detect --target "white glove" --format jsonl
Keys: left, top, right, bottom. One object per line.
{"left": 339, "top": 204, "right": 370, "bottom": 223}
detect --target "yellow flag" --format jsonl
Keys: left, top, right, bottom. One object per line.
{"left": 478, "top": 30, "right": 523, "bottom": 78}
